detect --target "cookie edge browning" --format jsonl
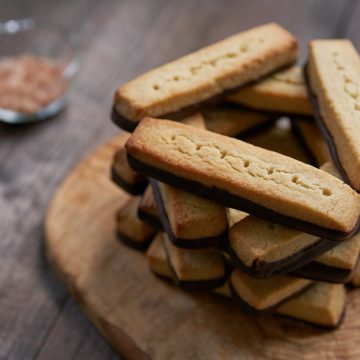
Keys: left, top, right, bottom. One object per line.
{"left": 229, "top": 270, "right": 314, "bottom": 313}
{"left": 162, "top": 233, "right": 228, "bottom": 291}
{"left": 113, "top": 23, "right": 298, "bottom": 130}
{"left": 126, "top": 119, "right": 360, "bottom": 240}
{"left": 227, "top": 237, "right": 337, "bottom": 279}
{"left": 115, "top": 197, "right": 156, "bottom": 251}
{"left": 305, "top": 39, "right": 360, "bottom": 191}
{"left": 111, "top": 165, "right": 148, "bottom": 195}
{"left": 227, "top": 65, "right": 313, "bottom": 116}
{"left": 150, "top": 179, "right": 227, "bottom": 249}
{"left": 276, "top": 283, "right": 347, "bottom": 329}
{"left": 304, "top": 65, "right": 353, "bottom": 188}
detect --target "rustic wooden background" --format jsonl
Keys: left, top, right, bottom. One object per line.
{"left": 0, "top": 0, "right": 359, "bottom": 359}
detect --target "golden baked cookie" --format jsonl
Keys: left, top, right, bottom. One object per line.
{"left": 113, "top": 23, "right": 297, "bottom": 131}
{"left": 228, "top": 65, "right": 312, "bottom": 115}
{"left": 307, "top": 39, "right": 360, "bottom": 191}
{"left": 126, "top": 118, "right": 360, "bottom": 239}
{"left": 276, "top": 282, "right": 346, "bottom": 328}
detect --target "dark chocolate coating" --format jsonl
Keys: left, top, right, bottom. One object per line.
{"left": 229, "top": 279, "right": 314, "bottom": 314}
{"left": 137, "top": 208, "right": 164, "bottom": 231}
{"left": 163, "top": 239, "right": 228, "bottom": 291}
{"left": 226, "top": 237, "right": 337, "bottom": 279}
{"left": 127, "top": 154, "right": 360, "bottom": 241}
{"left": 111, "top": 105, "right": 138, "bottom": 132}
{"left": 173, "top": 274, "right": 229, "bottom": 292}
{"left": 111, "top": 91, "right": 223, "bottom": 133}
{"left": 150, "top": 178, "right": 227, "bottom": 249}
{"left": 116, "top": 231, "right": 153, "bottom": 251}
{"left": 229, "top": 281, "right": 268, "bottom": 315}
{"left": 110, "top": 165, "right": 148, "bottom": 195}
{"left": 291, "top": 261, "right": 354, "bottom": 284}
{"left": 275, "top": 307, "right": 346, "bottom": 330}
{"left": 112, "top": 102, "right": 279, "bottom": 139}
{"left": 303, "top": 65, "right": 353, "bottom": 187}
{"left": 111, "top": 64, "right": 296, "bottom": 132}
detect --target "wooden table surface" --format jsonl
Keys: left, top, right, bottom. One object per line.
{"left": 0, "top": 1, "right": 359, "bottom": 359}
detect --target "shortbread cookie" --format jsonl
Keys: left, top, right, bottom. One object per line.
{"left": 138, "top": 186, "right": 162, "bottom": 230}
{"left": 147, "top": 233, "right": 232, "bottom": 294}
{"left": 350, "top": 260, "right": 360, "bottom": 286}
{"left": 151, "top": 179, "right": 227, "bottom": 248}
{"left": 126, "top": 118, "right": 360, "bottom": 240}
{"left": 146, "top": 233, "right": 231, "bottom": 298}
{"left": 146, "top": 233, "right": 172, "bottom": 278}
{"left": 228, "top": 216, "right": 335, "bottom": 278}
{"left": 292, "top": 160, "right": 360, "bottom": 283}
{"left": 226, "top": 208, "right": 248, "bottom": 228}
{"left": 148, "top": 116, "right": 228, "bottom": 248}
{"left": 212, "top": 281, "right": 232, "bottom": 298}
{"left": 292, "top": 232, "right": 360, "bottom": 283}
{"left": 115, "top": 197, "right": 156, "bottom": 250}
{"left": 276, "top": 282, "right": 346, "bottom": 329}
{"left": 228, "top": 162, "right": 356, "bottom": 278}
{"left": 228, "top": 65, "right": 313, "bottom": 116}
{"left": 138, "top": 111, "right": 203, "bottom": 231}
{"left": 230, "top": 269, "right": 312, "bottom": 312}
{"left": 163, "top": 233, "right": 227, "bottom": 290}
{"left": 248, "top": 119, "right": 311, "bottom": 164}
{"left": 111, "top": 133, "right": 148, "bottom": 195}
{"left": 291, "top": 119, "right": 331, "bottom": 166}
{"left": 306, "top": 39, "right": 360, "bottom": 191}
{"left": 108, "top": 114, "right": 205, "bottom": 196}
{"left": 182, "top": 112, "right": 206, "bottom": 128}
{"left": 112, "top": 23, "right": 297, "bottom": 131}
{"left": 202, "top": 104, "right": 274, "bottom": 138}
{"left": 148, "top": 233, "right": 232, "bottom": 295}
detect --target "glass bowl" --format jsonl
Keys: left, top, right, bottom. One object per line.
{"left": 0, "top": 19, "right": 80, "bottom": 124}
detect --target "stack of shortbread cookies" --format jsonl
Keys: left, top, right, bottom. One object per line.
{"left": 110, "top": 23, "right": 360, "bottom": 329}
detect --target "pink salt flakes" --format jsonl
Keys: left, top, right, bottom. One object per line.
{"left": 0, "top": 54, "right": 68, "bottom": 114}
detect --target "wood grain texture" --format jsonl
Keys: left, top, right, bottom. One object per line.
{"left": 1, "top": 0, "right": 360, "bottom": 358}
{"left": 35, "top": 298, "right": 119, "bottom": 360}
{"left": 46, "top": 134, "right": 360, "bottom": 360}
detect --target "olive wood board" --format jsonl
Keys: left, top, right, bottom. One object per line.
{"left": 45, "top": 134, "right": 360, "bottom": 360}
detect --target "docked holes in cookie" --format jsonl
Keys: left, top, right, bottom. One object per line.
{"left": 239, "top": 44, "right": 248, "bottom": 52}
{"left": 344, "top": 83, "right": 359, "bottom": 99}
{"left": 322, "top": 188, "right": 332, "bottom": 196}
{"left": 243, "top": 160, "right": 250, "bottom": 168}
{"left": 209, "top": 59, "right": 217, "bottom": 67}
{"left": 292, "top": 175, "right": 299, "bottom": 184}
{"left": 181, "top": 36, "right": 265, "bottom": 79}
{"left": 153, "top": 84, "right": 160, "bottom": 90}
{"left": 190, "top": 66, "right": 200, "bottom": 75}
{"left": 267, "top": 167, "right": 274, "bottom": 175}
{"left": 343, "top": 74, "right": 351, "bottom": 83}
{"left": 226, "top": 53, "right": 237, "bottom": 58}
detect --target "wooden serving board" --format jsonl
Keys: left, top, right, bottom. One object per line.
{"left": 45, "top": 135, "right": 360, "bottom": 360}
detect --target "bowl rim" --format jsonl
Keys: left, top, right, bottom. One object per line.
{"left": 0, "top": 18, "right": 81, "bottom": 79}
